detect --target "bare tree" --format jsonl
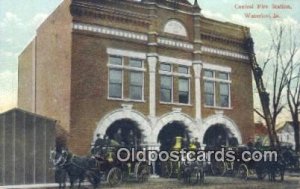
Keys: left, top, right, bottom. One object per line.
{"left": 285, "top": 26, "right": 300, "bottom": 152}
{"left": 252, "top": 26, "right": 293, "bottom": 147}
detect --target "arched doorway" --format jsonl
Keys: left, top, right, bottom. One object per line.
{"left": 106, "top": 119, "right": 142, "bottom": 146}
{"left": 157, "top": 121, "right": 190, "bottom": 151}
{"left": 203, "top": 124, "right": 238, "bottom": 147}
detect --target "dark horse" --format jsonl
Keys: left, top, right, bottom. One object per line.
{"left": 178, "top": 161, "right": 205, "bottom": 185}
{"left": 50, "top": 149, "right": 101, "bottom": 189}
{"left": 255, "top": 148, "right": 286, "bottom": 182}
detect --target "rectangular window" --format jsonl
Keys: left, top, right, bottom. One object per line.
{"left": 219, "top": 72, "right": 229, "bottom": 80}
{"left": 178, "top": 66, "right": 189, "bottom": 74}
{"left": 219, "top": 83, "right": 229, "bottom": 107}
{"left": 160, "top": 63, "right": 172, "bottom": 72}
{"left": 129, "top": 71, "right": 143, "bottom": 100}
{"left": 160, "top": 75, "right": 172, "bottom": 102}
{"left": 109, "top": 69, "right": 122, "bottom": 98}
{"left": 220, "top": 83, "right": 229, "bottom": 107}
{"left": 179, "top": 78, "right": 189, "bottom": 104}
{"left": 204, "top": 69, "right": 214, "bottom": 78}
{"left": 204, "top": 81, "right": 214, "bottom": 106}
{"left": 109, "top": 56, "right": 122, "bottom": 65}
{"left": 129, "top": 59, "right": 143, "bottom": 68}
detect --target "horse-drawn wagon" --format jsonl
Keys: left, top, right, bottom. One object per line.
{"left": 159, "top": 136, "right": 205, "bottom": 185}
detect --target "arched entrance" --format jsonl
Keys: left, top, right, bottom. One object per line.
{"left": 199, "top": 114, "right": 242, "bottom": 145}
{"left": 157, "top": 121, "right": 190, "bottom": 151}
{"left": 94, "top": 108, "right": 151, "bottom": 143}
{"left": 203, "top": 124, "right": 235, "bottom": 147}
{"left": 106, "top": 119, "right": 142, "bottom": 146}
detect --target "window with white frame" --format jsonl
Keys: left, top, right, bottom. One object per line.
{"left": 109, "top": 56, "right": 123, "bottom": 99}
{"left": 108, "top": 56, "right": 144, "bottom": 101}
{"left": 160, "top": 64, "right": 190, "bottom": 104}
{"left": 203, "top": 69, "right": 231, "bottom": 108}
{"left": 179, "top": 78, "right": 189, "bottom": 104}
{"left": 129, "top": 59, "right": 144, "bottom": 100}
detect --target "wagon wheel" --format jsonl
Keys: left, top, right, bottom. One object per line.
{"left": 107, "top": 167, "right": 122, "bottom": 187}
{"left": 238, "top": 164, "right": 248, "bottom": 180}
{"left": 136, "top": 163, "right": 151, "bottom": 183}
{"left": 161, "top": 161, "right": 173, "bottom": 178}
{"left": 211, "top": 161, "right": 226, "bottom": 176}
{"left": 199, "top": 168, "right": 205, "bottom": 184}
{"left": 256, "top": 171, "right": 267, "bottom": 180}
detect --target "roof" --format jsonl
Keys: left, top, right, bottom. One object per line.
{"left": 0, "top": 108, "right": 57, "bottom": 122}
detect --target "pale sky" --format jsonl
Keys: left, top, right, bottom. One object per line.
{"left": 0, "top": 0, "right": 299, "bottom": 123}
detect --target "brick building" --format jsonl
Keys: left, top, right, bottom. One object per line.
{"left": 18, "top": 0, "right": 254, "bottom": 155}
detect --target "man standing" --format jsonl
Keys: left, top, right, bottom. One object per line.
{"left": 114, "top": 128, "right": 123, "bottom": 145}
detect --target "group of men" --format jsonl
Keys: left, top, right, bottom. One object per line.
{"left": 92, "top": 129, "right": 138, "bottom": 155}
{"left": 179, "top": 136, "right": 201, "bottom": 150}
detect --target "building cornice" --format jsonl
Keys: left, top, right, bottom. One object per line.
{"left": 71, "top": 1, "right": 150, "bottom": 26}
{"left": 73, "top": 22, "right": 249, "bottom": 61}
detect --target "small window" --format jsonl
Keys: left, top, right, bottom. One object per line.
{"left": 109, "top": 69, "right": 122, "bottom": 98}
{"left": 220, "top": 83, "right": 229, "bottom": 107}
{"left": 160, "top": 63, "right": 172, "bottom": 72}
{"left": 204, "top": 70, "right": 214, "bottom": 78}
{"left": 160, "top": 75, "right": 172, "bottom": 102}
{"left": 178, "top": 66, "right": 189, "bottom": 74}
{"left": 129, "top": 59, "right": 143, "bottom": 68}
{"left": 219, "top": 72, "right": 229, "bottom": 80}
{"left": 204, "top": 81, "right": 214, "bottom": 106}
{"left": 109, "top": 56, "right": 122, "bottom": 65}
{"left": 129, "top": 72, "right": 143, "bottom": 100}
{"left": 179, "top": 78, "right": 189, "bottom": 104}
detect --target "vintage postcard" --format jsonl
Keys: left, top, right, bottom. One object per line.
{"left": 0, "top": 0, "right": 299, "bottom": 188}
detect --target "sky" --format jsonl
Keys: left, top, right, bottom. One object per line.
{"left": 0, "top": 0, "right": 299, "bottom": 123}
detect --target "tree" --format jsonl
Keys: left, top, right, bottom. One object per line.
{"left": 252, "top": 26, "right": 293, "bottom": 147}
{"left": 285, "top": 26, "right": 300, "bottom": 152}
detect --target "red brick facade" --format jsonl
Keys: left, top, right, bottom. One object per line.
{"left": 18, "top": 0, "right": 254, "bottom": 155}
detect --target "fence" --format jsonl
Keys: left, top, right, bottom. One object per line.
{"left": 0, "top": 108, "right": 56, "bottom": 186}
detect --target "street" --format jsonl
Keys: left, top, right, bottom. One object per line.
{"left": 77, "top": 175, "right": 300, "bottom": 189}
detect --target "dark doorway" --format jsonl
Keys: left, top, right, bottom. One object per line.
{"left": 203, "top": 124, "right": 231, "bottom": 147}
{"left": 106, "top": 119, "right": 142, "bottom": 146}
{"left": 157, "top": 121, "right": 190, "bottom": 151}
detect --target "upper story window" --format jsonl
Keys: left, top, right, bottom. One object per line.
{"left": 160, "top": 63, "right": 172, "bottom": 72}
{"left": 108, "top": 56, "right": 145, "bottom": 101}
{"left": 203, "top": 69, "right": 231, "bottom": 108}
{"left": 160, "top": 63, "right": 190, "bottom": 105}
{"left": 110, "top": 56, "right": 122, "bottom": 65}
{"left": 178, "top": 66, "right": 189, "bottom": 74}
{"left": 129, "top": 59, "right": 144, "bottom": 100}
{"left": 108, "top": 56, "right": 123, "bottom": 99}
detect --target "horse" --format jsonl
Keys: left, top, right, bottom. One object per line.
{"left": 50, "top": 149, "right": 101, "bottom": 189}
{"left": 255, "top": 148, "right": 286, "bottom": 182}
{"left": 179, "top": 161, "right": 205, "bottom": 185}
{"left": 50, "top": 150, "right": 68, "bottom": 189}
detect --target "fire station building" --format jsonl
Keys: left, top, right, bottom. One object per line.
{"left": 18, "top": 0, "right": 254, "bottom": 155}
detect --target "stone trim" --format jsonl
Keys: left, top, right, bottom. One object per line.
{"left": 151, "top": 112, "right": 199, "bottom": 143}
{"left": 73, "top": 22, "right": 249, "bottom": 61}
{"left": 202, "top": 62, "right": 232, "bottom": 73}
{"left": 157, "top": 37, "right": 194, "bottom": 50}
{"left": 94, "top": 109, "right": 152, "bottom": 143}
{"left": 202, "top": 46, "right": 249, "bottom": 60}
{"left": 107, "top": 48, "right": 146, "bottom": 59}
{"left": 200, "top": 114, "right": 242, "bottom": 144}
{"left": 159, "top": 55, "right": 192, "bottom": 66}
{"left": 73, "top": 23, "right": 148, "bottom": 42}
